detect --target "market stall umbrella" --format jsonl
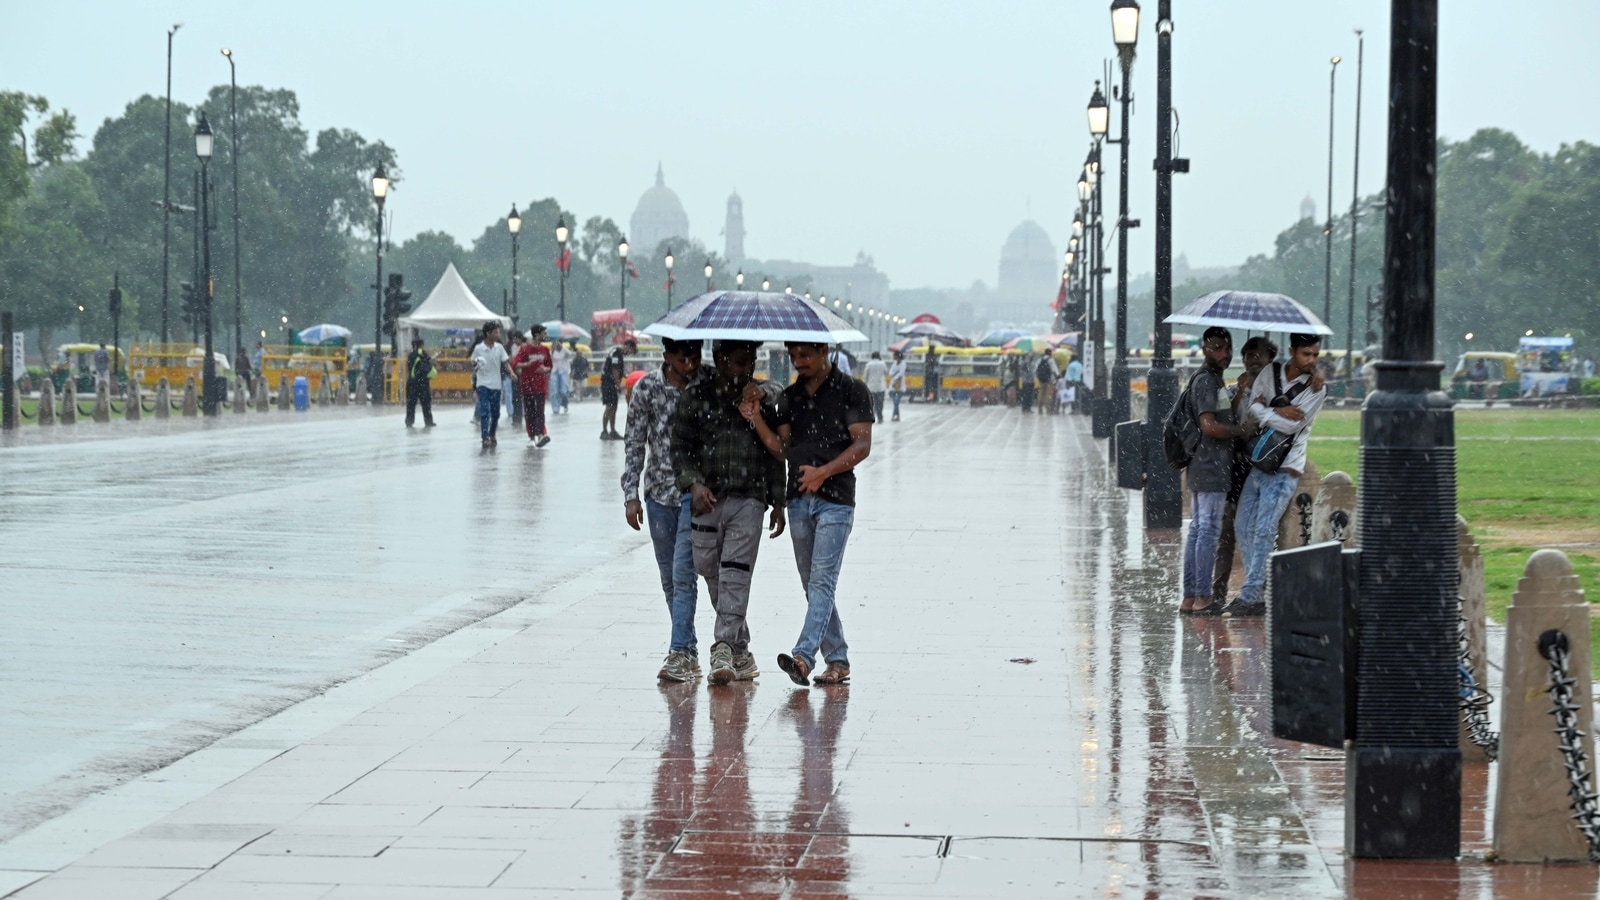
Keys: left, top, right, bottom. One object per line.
{"left": 1043, "top": 332, "right": 1082, "bottom": 349}
{"left": 1002, "top": 336, "right": 1057, "bottom": 353}
{"left": 896, "top": 320, "right": 966, "bottom": 343}
{"left": 297, "top": 323, "right": 351, "bottom": 345}
{"left": 976, "top": 328, "right": 1031, "bottom": 347}
{"left": 1164, "top": 290, "right": 1333, "bottom": 336}
{"left": 643, "top": 291, "right": 867, "bottom": 344}
{"left": 541, "top": 320, "right": 591, "bottom": 341}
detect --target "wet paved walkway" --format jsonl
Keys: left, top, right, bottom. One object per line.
{"left": 1, "top": 401, "right": 1597, "bottom": 897}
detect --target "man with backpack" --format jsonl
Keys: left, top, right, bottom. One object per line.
{"left": 1178, "top": 327, "right": 1250, "bottom": 615}
{"left": 1036, "top": 352, "right": 1061, "bottom": 414}
{"left": 1222, "top": 332, "right": 1326, "bottom": 617}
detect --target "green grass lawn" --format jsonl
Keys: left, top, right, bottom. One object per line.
{"left": 1308, "top": 409, "right": 1600, "bottom": 624}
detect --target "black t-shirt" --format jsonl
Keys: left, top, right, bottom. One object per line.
{"left": 769, "top": 367, "right": 874, "bottom": 506}
{"left": 601, "top": 348, "right": 626, "bottom": 386}
{"left": 1184, "top": 367, "right": 1234, "bottom": 493}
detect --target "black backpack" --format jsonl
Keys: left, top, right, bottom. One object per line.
{"left": 1162, "top": 374, "right": 1203, "bottom": 470}
{"left": 1036, "top": 357, "right": 1055, "bottom": 383}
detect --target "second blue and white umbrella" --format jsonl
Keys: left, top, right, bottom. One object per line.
{"left": 642, "top": 291, "right": 867, "bottom": 344}
{"left": 1164, "top": 290, "right": 1333, "bottom": 335}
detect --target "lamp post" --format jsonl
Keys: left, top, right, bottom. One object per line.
{"left": 555, "top": 215, "right": 569, "bottom": 325}
{"left": 1144, "top": 0, "right": 1189, "bottom": 529}
{"left": 221, "top": 48, "right": 242, "bottom": 362}
{"left": 1107, "top": 0, "right": 1140, "bottom": 432}
{"left": 194, "top": 111, "right": 218, "bottom": 416}
{"left": 1324, "top": 54, "right": 1342, "bottom": 326}
{"left": 618, "top": 237, "right": 629, "bottom": 309}
{"left": 162, "top": 23, "right": 181, "bottom": 344}
{"left": 1348, "top": 0, "right": 1459, "bottom": 860}
{"left": 109, "top": 273, "right": 123, "bottom": 393}
{"left": 736, "top": 269, "right": 745, "bottom": 291}
{"left": 1346, "top": 30, "right": 1366, "bottom": 390}
{"left": 507, "top": 204, "right": 521, "bottom": 328}
{"left": 664, "top": 248, "right": 674, "bottom": 310}
{"left": 761, "top": 278, "right": 770, "bottom": 292}
{"left": 704, "top": 261, "right": 714, "bottom": 293}
{"left": 370, "top": 162, "right": 388, "bottom": 403}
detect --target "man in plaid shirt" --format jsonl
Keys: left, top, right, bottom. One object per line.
{"left": 623, "top": 338, "right": 711, "bottom": 683}
{"left": 670, "top": 339, "right": 787, "bottom": 686}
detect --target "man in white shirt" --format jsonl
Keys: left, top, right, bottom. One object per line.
{"left": 1223, "top": 332, "right": 1327, "bottom": 617}
{"left": 550, "top": 340, "right": 575, "bottom": 414}
{"left": 471, "top": 320, "right": 512, "bottom": 448}
{"left": 862, "top": 351, "right": 889, "bottom": 423}
{"left": 888, "top": 352, "right": 908, "bottom": 421}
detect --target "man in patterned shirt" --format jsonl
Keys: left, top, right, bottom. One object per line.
{"left": 623, "top": 338, "right": 711, "bottom": 682}
{"left": 670, "top": 340, "right": 788, "bottom": 686}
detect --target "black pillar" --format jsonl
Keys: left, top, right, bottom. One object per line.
{"left": 1346, "top": 0, "right": 1460, "bottom": 860}
{"left": 1110, "top": 60, "right": 1134, "bottom": 430}
{"left": 1144, "top": 0, "right": 1182, "bottom": 529}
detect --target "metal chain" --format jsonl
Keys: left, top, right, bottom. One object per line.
{"left": 1457, "top": 603, "right": 1499, "bottom": 760}
{"left": 1538, "top": 629, "right": 1600, "bottom": 862}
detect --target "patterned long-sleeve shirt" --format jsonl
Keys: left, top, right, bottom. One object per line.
{"left": 621, "top": 367, "right": 690, "bottom": 507}
{"left": 670, "top": 376, "right": 786, "bottom": 509}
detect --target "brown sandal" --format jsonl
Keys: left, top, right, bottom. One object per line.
{"left": 812, "top": 662, "right": 851, "bottom": 685}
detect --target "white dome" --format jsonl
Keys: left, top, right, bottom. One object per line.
{"left": 630, "top": 164, "right": 689, "bottom": 258}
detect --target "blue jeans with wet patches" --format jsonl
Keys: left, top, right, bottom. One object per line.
{"left": 1183, "top": 491, "right": 1226, "bottom": 598}
{"left": 475, "top": 386, "right": 501, "bottom": 440}
{"left": 1233, "top": 469, "right": 1299, "bottom": 606}
{"left": 647, "top": 494, "right": 700, "bottom": 656}
{"left": 787, "top": 492, "right": 852, "bottom": 668}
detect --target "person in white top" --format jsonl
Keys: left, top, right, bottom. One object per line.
{"left": 1223, "top": 332, "right": 1327, "bottom": 617}
{"left": 888, "top": 352, "right": 908, "bottom": 421}
{"left": 550, "top": 340, "right": 575, "bottom": 414}
{"left": 861, "top": 352, "right": 889, "bottom": 423}
{"left": 471, "top": 320, "right": 513, "bottom": 448}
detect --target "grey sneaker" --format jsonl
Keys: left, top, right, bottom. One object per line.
{"left": 657, "top": 650, "right": 700, "bottom": 683}
{"left": 707, "top": 642, "right": 735, "bottom": 686}
{"left": 732, "top": 651, "right": 760, "bottom": 681}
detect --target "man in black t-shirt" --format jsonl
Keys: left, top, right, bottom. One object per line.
{"left": 746, "top": 342, "right": 873, "bottom": 687}
{"left": 1181, "top": 327, "right": 1249, "bottom": 616}
{"left": 600, "top": 338, "right": 635, "bottom": 440}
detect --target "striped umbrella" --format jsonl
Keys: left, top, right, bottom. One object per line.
{"left": 1164, "top": 291, "right": 1333, "bottom": 335}
{"left": 642, "top": 291, "right": 867, "bottom": 344}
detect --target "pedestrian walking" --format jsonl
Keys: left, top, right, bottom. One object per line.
{"left": 1211, "top": 337, "right": 1275, "bottom": 605}
{"left": 669, "top": 339, "right": 787, "bottom": 686}
{"left": 1056, "top": 370, "right": 1076, "bottom": 413}
{"left": 234, "top": 345, "right": 252, "bottom": 396}
{"left": 1036, "top": 352, "right": 1060, "bottom": 414}
{"left": 471, "top": 320, "right": 512, "bottom": 448}
{"left": 600, "top": 338, "right": 635, "bottom": 440}
{"left": 924, "top": 343, "right": 940, "bottom": 402}
{"left": 570, "top": 341, "right": 590, "bottom": 403}
{"left": 1180, "top": 327, "right": 1249, "bottom": 615}
{"left": 888, "top": 351, "right": 907, "bottom": 421}
{"left": 862, "top": 352, "right": 888, "bottom": 423}
{"left": 512, "top": 324, "right": 553, "bottom": 447}
{"left": 745, "top": 342, "right": 872, "bottom": 688}
{"left": 404, "top": 337, "right": 436, "bottom": 428}
{"left": 1018, "top": 354, "right": 1038, "bottom": 413}
{"left": 93, "top": 343, "right": 111, "bottom": 391}
{"left": 550, "top": 339, "right": 574, "bottom": 414}
{"left": 624, "top": 337, "right": 711, "bottom": 682}
{"left": 1223, "top": 332, "right": 1327, "bottom": 617}
{"left": 504, "top": 331, "right": 523, "bottom": 426}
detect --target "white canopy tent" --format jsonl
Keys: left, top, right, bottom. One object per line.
{"left": 397, "top": 262, "right": 510, "bottom": 333}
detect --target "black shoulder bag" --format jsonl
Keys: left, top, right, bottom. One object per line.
{"left": 1246, "top": 362, "right": 1310, "bottom": 474}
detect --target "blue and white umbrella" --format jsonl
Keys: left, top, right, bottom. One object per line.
{"left": 642, "top": 291, "right": 867, "bottom": 344}
{"left": 1164, "top": 290, "right": 1333, "bottom": 336}
{"left": 297, "top": 323, "right": 352, "bottom": 344}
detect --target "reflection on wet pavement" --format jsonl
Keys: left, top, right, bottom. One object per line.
{"left": 2, "top": 405, "right": 1597, "bottom": 897}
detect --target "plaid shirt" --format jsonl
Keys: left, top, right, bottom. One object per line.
{"left": 671, "top": 376, "right": 786, "bottom": 508}
{"left": 622, "top": 367, "right": 691, "bottom": 507}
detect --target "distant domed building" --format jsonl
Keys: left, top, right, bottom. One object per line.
{"left": 724, "top": 191, "right": 746, "bottom": 266}
{"left": 1301, "top": 195, "right": 1317, "bottom": 222}
{"left": 630, "top": 164, "right": 690, "bottom": 258}
{"left": 998, "top": 219, "right": 1058, "bottom": 301}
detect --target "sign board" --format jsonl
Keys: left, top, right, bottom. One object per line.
{"left": 10, "top": 332, "right": 22, "bottom": 383}
{"left": 1082, "top": 341, "right": 1096, "bottom": 391}
{"left": 1271, "top": 542, "right": 1359, "bottom": 749}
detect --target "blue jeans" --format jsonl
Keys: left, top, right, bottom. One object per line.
{"left": 1233, "top": 469, "right": 1299, "bottom": 606}
{"left": 890, "top": 391, "right": 902, "bottom": 418}
{"left": 551, "top": 371, "right": 571, "bottom": 412}
{"left": 787, "top": 493, "right": 853, "bottom": 667}
{"left": 647, "top": 495, "right": 699, "bottom": 656}
{"left": 475, "top": 386, "right": 501, "bottom": 440}
{"left": 1183, "top": 491, "right": 1226, "bottom": 598}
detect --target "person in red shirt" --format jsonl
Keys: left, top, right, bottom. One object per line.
{"left": 513, "top": 324, "right": 554, "bottom": 446}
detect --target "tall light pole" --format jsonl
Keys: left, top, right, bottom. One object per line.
{"left": 1346, "top": 30, "right": 1366, "bottom": 387}
{"left": 555, "top": 216, "right": 570, "bottom": 325}
{"left": 507, "top": 204, "right": 521, "bottom": 327}
{"left": 1324, "top": 54, "right": 1342, "bottom": 325}
{"left": 1144, "top": 0, "right": 1189, "bottom": 529}
{"left": 663, "top": 248, "right": 675, "bottom": 311}
{"left": 1108, "top": 0, "right": 1141, "bottom": 431}
{"left": 194, "top": 112, "right": 218, "bottom": 416}
{"left": 221, "top": 48, "right": 241, "bottom": 361}
{"left": 162, "top": 23, "right": 181, "bottom": 344}
{"left": 1087, "top": 83, "right": 1111, "bottom": 436}
{"left": 617, "top": 237, "right": 629, "bottom": 309}
{"left": 1348, "top": 0, "right": 1458, "bottom": 860}
{"left": 704, "top": 260, "right": 714, "bottom": 293}
{"left": 370, "top": 162, "right": 389, "bottom": 403}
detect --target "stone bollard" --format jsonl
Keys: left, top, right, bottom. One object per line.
{"left": 1311, "top": 470, "right": 1358, "bottom": 545}
{"left": 155, "top": 378, "right": 171, "bottom": 419}
{"left": 1492, "top": 549, "right": 1596, "bottom": 863}
{"left": 316, "top": 376, "right": 331, "bottom": 406}
{"left": 254, "top": 377, "right": 269, "bottom": 413}
{"left": 181, "top": 377, "right": 199, "bottom": 417}
{"left": 355, "top": 373, "right": 369, "bottom": 405}
{"left": 60, "top": 380, "right": 78, "bottom": 425}
{"left": 37, "top": 380, "right": 56, "bottom": 426}
{"left": 277, "top": 375, "right": 291, "bottom": 411}
{"left": 93, "top": 382, "right": 111, "bottom": 423}
{"left": 126, "top": 379, "right": 141, "bottom": 421}
{"left": 335, "top": 374, "right": 348, "bottom": 406}
{"left": 1276, "top": 461, "right": 1321, "bottom": 551}
{"left": 1457, "top": 516, "right": 1492, "bottom": 763}
{"left": 233, "top": 379, "right": 248, "bottom": 414}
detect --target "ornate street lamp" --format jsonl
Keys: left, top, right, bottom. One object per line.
{"left": 617, "top": 237, "right": 629, "bottom": 309}
{"left": 194, "top": 111, "right": 218, "bottom": 415}
{"left": 704, "top": 260, "right": 714, "bottom": 292}
{"left": 507, "top": 204, "right": 521, "bottom": 327}
{"left": 736, "top": 269, "right": 744, "bottom": 291}
{"left": 1104, "top": 0, "right": 1140, "bottom": 433}
{"left": 370, "top": 161, "right": 389, "bottom": 403}
{"left": 555, "top": 215, "right": 569, "bottom": 324}
{"left": 664, "top": 248, "right": 675, "bottom": 309}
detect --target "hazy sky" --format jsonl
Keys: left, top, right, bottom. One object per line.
{"left": 6, "top": 1, "right": 1598, "bottom": 293}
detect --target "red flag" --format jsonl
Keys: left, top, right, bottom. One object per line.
{"left": 663, "top": 273, "right": 675, "bottom": 289}
{"left": 627, "top": 262, "right": 640, "bottom": 279}
{"left": 556, "top": 248, "right": 572, "bottom": 272}
{"left": 1052, "top": 281, "right": 1067, "bottom": 310}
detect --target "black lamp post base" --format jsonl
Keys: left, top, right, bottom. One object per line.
{"left": 1091, "top": 398, "right": 1114, "bottom": 438}
{"left": 1345, "top": 745, "right": 1461, "bottom": 859}
{"left": 1144, "top": 364, "right": 1182, "bottom": 528}
{"left": 1110, "top": 364, "right": 1132, "bottom": 426}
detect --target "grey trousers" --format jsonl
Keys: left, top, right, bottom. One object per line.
{"left": 689, "top": 495, "right": 765, "bottom": 654}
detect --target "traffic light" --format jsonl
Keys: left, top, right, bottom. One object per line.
{"left": 179, "top": 282, "right": 197, "bottom": 324}
{"left": 381, "top": 273, "right": 412, "bottom": 336}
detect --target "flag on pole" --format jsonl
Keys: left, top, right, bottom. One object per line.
{"left": 556, "top": 248, "right": 572, "bottom": 272}
{"left": 1052, "top": 281, "right": 1067, "bottom": 310}
{"left": 627, "top": 262, "right": 640, "bottom": 279}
